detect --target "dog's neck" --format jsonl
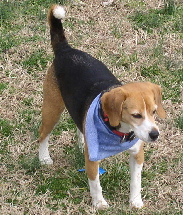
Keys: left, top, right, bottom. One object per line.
{"left": 118, "top": 122, "right": 132, "bottom": 134}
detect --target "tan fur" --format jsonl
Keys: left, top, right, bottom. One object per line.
{"left": 84, "top": 144, "right": 99, "bottom": 180}
{"left": 101, "top": 88, "right": 127, "bottom": 127}
{"left": 150, "top": 84, "right": 166, "bottom": 119}
{"left": 39, "top": 64, "right": 65, "bottom": 142}
{"left": 121, "top": 82, "right": 166, "bottom": 118}
{"left": 135, "top": 142, "right": 144, "bottom": 165}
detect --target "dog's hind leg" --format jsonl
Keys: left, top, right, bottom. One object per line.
{"left": 39, "top": 64, "right": 65, "bottom": 165}
{"left": 84, "top": 144, "right": 109, "bottom": 209}
{"left": 128, "top": 140, "right": 144, "bottom": 208}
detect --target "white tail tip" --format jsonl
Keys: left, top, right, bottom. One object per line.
{"left": 53, "top": 5, "right": 65, "bottom": 19}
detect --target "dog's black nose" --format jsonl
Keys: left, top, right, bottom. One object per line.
{"left": 149, "top": 130, "right": 159, "bottom": 141}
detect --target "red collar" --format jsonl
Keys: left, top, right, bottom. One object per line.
{"left": 102, "top": 113, "right": 136, "bottom": 142}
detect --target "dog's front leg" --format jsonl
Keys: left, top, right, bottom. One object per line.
{"left": 128, "top": 140, "right": 144, "bottom": 209}
{"left": 84, "top": 144, "right": 108, "bottom": 209}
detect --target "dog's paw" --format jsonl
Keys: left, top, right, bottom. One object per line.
{"left": 130, "top": 199, "right": 144, "bottom": 209}
{"left": 92, "top": 198, "right": 109, "bottom": 210}
{"left": 39, "top": 157, "right": 53, "bottom": 165}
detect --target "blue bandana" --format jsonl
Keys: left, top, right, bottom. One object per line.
{"left": 85, "top": 93, "right": 139, "bottom": 161}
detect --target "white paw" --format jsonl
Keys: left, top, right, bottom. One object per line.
{"left": 130, "top": 199, "right": 144, "bottom": 209}
{"left": 39, "top": 157, "right": 53, "bottom": 165}
{"left": 92, "top": 198, "right": 109, "bottom": 210}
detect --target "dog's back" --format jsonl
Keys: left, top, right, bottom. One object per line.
{"left": 48, "top": 5, "right": 121, "bottom": 131}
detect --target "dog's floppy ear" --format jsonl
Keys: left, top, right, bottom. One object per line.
{"left": 151, "top": 83, "right": 166, "bottom": 119}
{"left": 101, "top": 88, "right": 127, "bottom": 127}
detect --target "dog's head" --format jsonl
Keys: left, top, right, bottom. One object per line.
{"left": 101, "top": 82, "right": 166, "bottom": 142}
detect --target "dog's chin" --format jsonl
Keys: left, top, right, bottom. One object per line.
{"left": 145, "top": 138, "right": 159, "bottom": 143}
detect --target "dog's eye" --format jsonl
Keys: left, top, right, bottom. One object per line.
{"left": 153, "top": 110, "right": 156, "bottom": 115}
{"left": 131, "top": 114, "right": 142, "bottom": 119}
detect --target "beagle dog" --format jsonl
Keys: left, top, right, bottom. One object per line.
{"left": 38, "top": 5, "right": 166, "bottom": 210}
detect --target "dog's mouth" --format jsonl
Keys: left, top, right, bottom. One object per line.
{"left": 132, "top": 127, "right": 160, "bottom": 143}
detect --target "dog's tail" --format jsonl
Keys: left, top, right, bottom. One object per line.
{"left": 48, "top": 5, "right": 66, "bottom": 53}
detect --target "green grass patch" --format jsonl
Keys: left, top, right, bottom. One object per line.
{"left": 0, "top": 118, "right": 15, "bottom": 158}
{"left": 106, "top": 51, "right": 138, "bottom": 71}
{"left": 141, "top": 66, "right": 182, "bottom": 102}
{"left": 0, "top": 140, "right": 10, "bottom": 156}
{"left": 154, "top": 158, "right": 169, "bottom": 174}
{"left": 0, "top": 1, "right": 24, "bottom": 52}
{"left": 111, "top": 26, "right": 123, "bottom": 39}
{"left": 129, "top": 1, "right": 183, "bottom": 33}
{"left": 0, "top": 83, "right": 8, "bottom": 94}
{"left": 17, "top": 109, "right": 40, "bottom": 138}
{"left": 0, "top": 33, "right": 22, "bottom": 53}
{"left": 100, "top": 157, "right": 130, "bottom": 201}
{"left": 64, "top": 144, "right": 85, "bottom": 169}
{"left": 175, "top": 111, "right": 183, "bottom": 130}
{"left": 163, "top": 0, "right": 176, "bottom": 15}
{"left": 53, "top": 117, "right": 76, "bottom": 135}
{"left": 6, "top": 198, "right": 19, "bottom": 205}
{"left": 0, "top": 0, "right": 18, "bottom": 26}
{"left": 37, "top": 176, "right": 69, "bottom": 199}
{"left": 36, "top": 170, "right": 87, "bottom": 201}
{"left": 22, "top": 0, "right": 68, "bottom": 10}
{"left": 22, "top": 49, "right": 51, "bottom": 74}
{"left": 0, "top": 0, "right": 67, "bottom": 22}
{"left": 19, "top": 109, "right": 38, "bottom": 124}
{"left": 22, "top": 98, "right": 34, "bottom": 107}
{"left": 141, "top": 64, "right": 160, "bottom": 77}
{"left": 0, "top": 0, "right": 67, "bottom": 52}
{"left": 130, "top": 10, "right": 168, "bottom": 33}
{"left": 125, "top": 0, "right": 146, "bottom": 8}
{"left": 19, "top": 155, "right": 41, "bottom": 174}
{"left": 0, "top": 118, "right": 14, "bottom": 137}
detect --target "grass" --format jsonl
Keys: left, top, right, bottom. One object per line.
{"left": 19, "top": 155, "right": 41, "bottom": 174}
{"left": 1, "top": 0, "right": 182, "bottom": 214}
{"left": 175, "top": 111, "right": 183, "bottom": 130}
{"left": 129, "top": 0, "right": 183, "bottom": 33}
{"left": 141, "top": 66, "right": 182, "bottom": 102}
{"left": 0, "top": 118, "right": 14, "bottom": 137}
{"left": 22, "top": 49, "right": 51, "bottom": 75}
